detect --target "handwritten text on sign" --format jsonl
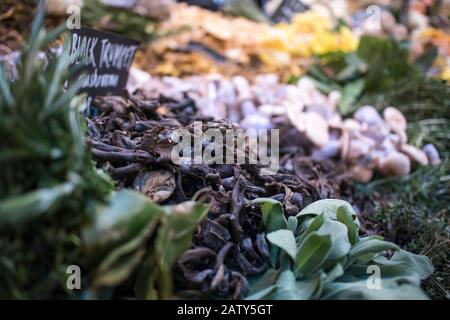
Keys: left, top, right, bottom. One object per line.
{"left": 69, "top": 27, "right": 139, "bottom": 96}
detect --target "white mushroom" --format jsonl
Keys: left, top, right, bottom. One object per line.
{"left": 343, "top": 119, "right": 361, "bottom": 132}
{"left": 259, "top": 104, "right": 285, "bottom": 116}
{"left": 127, "top": 67, "right": 152, "bottom": 93}
{"left": 339, "top": 129, "right": 350, "bottom": 160}
{"left": 327, "top": 90, "right": 341, "bottom": 111}
{"left": 380, "top": 11, "right": 397, "bottom": 32}
{"left": 396, "top": 130, "right": 408, "bottom": 144}
{"left": 422, "top": 144, "right": 441, "bottom": 166}
{"left": 382, "top": 134, "right": 401, "bottom": 152}
{"left": 327, "top": 113, "right": 343, "bottom": 128}
{"left": 378, "top": 151, "right": 411, "bottom": 177}
{"left": 400, "top": 144, "right": 429, "bottom": 166}
{"left": 232, "top": 76, "right": 252, "bottom": 101}
{"left": 240, "top": 113, "right": 273, "bottom": 130}
{"left": 285, "top": 102, "right": 307, "bottom": 131}
{"left": 351, "top": 165, "right": 373, "bottom": 183}
{"left": 354, "top": 105, "right": 383, "bottom": 126}
{"left": 312, "top": 140, "right": 341, "bottom": 160}
{"left": 383, "top": 106, "right": 407, "bottom": 133}
{"left": 304, "top": 112, "right": 330, "bottom": 147}
{"left": 347, "top": 138, "right": 371, "bottom": 162}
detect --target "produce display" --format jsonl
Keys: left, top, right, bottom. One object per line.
{"left": 0, "top": 0, "right": 449, "bottom": 302}
{"left": 128, "top": 72, "right": 440, "bottom": 182}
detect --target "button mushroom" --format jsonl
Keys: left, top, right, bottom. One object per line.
{"left": 347, "top": 138, "right": 371, "bottom": 162}
{"left": 400, "top": 144, "right": 429, "bottom": 166}
{"left": 351, "top": 165, "right": 374, "bottom": 183}
{"left": 304, "top": 112, "right": 330, "bottom": 147}
{"left": 378, "top": 151, "right": 411, "bottom": 177}
{"left": 354, "top": 105, "right": 383, "bottom": 126}
{"left": 383, "top": 107, "right": 407, "bottom": 134}
{"left": 422, "top": 144, "right": 441, "bottom": 166}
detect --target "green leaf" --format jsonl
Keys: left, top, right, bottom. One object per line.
{"left": 356, "top": 35, "right": 419, "bottom": 92}
{"left": 388, "top": 250, "right": 434, "bottom": 280}
{"left": 253, "top": 198, "right": 287, "bottom": 232}
{"left": 324, "top": 263, "right": 344, "bottom": 284}
{"left": 295, "top": 233, "right": 332, "bottom": 275}
{"left": 30, "top": 0, "right": 46, "bottom": 42}
{"left": 287, "top": 216, "right": 298, "bottom": 233}
{"left": 157, "top": 202, "right": 209, "bottom": 268}
{"left": 0, "top": 65, "right": 14, "bottom": 107}
{"left": 245, "top": 285, "right": 277, "bottom": 300}
{"left": 93, "top": 224, "right": 152, "bottom": 287}
{"left": 274, "top": 270, "right": 318, "bottom": 300}
{"left": 347, "top": 238, "right": 399, "bottom": 266}
{"left": 296, "top": 199, "right": 359, "bottom": 229}
{"left": 83, "top": 190, "right": 163, "bottom": 249}
{"left": 267, "top": 230, "right": 297, "bottom": 261}
{"left": 155, "top": 201, "right": 209, "bottom": 298}
{"left": 134, "top": 253, "right": 159, "bottom": 299}
{"left": 0, "top": 182, "right": 75, "bottom": 227}
{"left": 336, "top": 206, "right": 359, "bottom": 245}
{"left": 338, "top": 79, "right": 365, "bottom": 114}
{"left": 322, "top": 280, "right": 429, "bottom": 300}
{"left": 247, "top": 269, "right": 280, "bottom": 296}
{"left": 316, "top": 218, "right": 351, "bottom": 260}
{"left": 302, "top": 214, "right": 324, "bottom": 239}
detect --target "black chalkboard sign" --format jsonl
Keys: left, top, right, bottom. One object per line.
{"left": 69, "top": 27, "right": 140, "bottom": 97}
{"left": 271, "top": 0, "right": 308, "bottom": 23}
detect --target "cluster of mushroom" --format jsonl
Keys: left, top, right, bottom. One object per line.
{"left": 336, "top": 105, "right": 441, "bottom": 182}
{"left": 278, "top": 77, "right": 441, "bottom": 182}
{"left": 127, "top": 70, "right": 440, "bottom": 182}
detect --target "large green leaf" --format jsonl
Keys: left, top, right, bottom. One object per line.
{"left": 322, "top": 280, "right": 429, "bottom": 300}
{"left": 316, "top": 218, "right": 351, "bottom": 260}
{"left": 274, "top": 270, "right": 318, "bottom": 300}
{"left": 301, "top": 214, "right": 324, "bottom": 240}
{"left": 336, "top": 206, "right": 359, "bottom": 245}
{"left": 247, "top": 269, "right": 280, "bottom": 296}
{"left": 0, "top": 182, "right": 75, "bottom": 227}
{"left": 83, "top": 190, "right": 163, "bottom": 249}
{"left": 323, "top": 263, "right": 344, "bottom": 284}
{"left": 245, "top": 285, "right": 277, "bottom": 300}
{"left": 154, "top": 201, "right": 209, "bottom": 298}
{"left": 347, "top": 238, "right": 399, "bottom": 266}
{"left": 295, "top": 233, "right": 332, "bottom": 275}
{"left": 267, "top": 230, "right": 297, "bottom": 261}
{"left": 386, "top": 250, "right": 434, "bottom": 280}
{"left": 296, "top": 199, "right": 359, "bottom": 228}
{"left": 338, "top": 79, "right": 365, "bottom": 114}
{"left": 93, "top": 224, "right": 151, "bottom": 287}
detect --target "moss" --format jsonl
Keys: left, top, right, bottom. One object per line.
{"left": 357, "top": 162, "right": 450, "bottom": 299}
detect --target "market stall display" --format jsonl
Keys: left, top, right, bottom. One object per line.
{"left": 0, "top": 0, "right": 449, "bottom": 300}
